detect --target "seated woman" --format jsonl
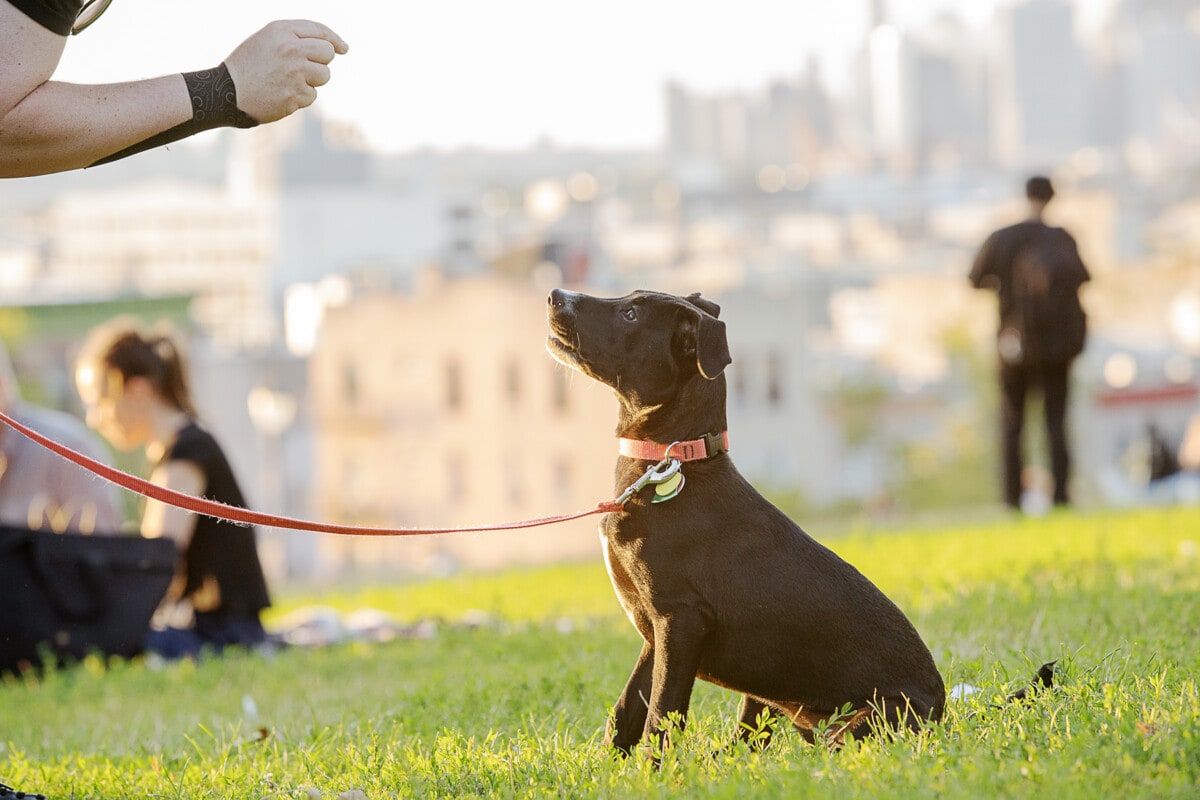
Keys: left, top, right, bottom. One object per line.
{"left": 74, "top": 319, "right": 271, "bottom": 658}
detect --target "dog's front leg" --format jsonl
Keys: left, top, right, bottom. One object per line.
{"left": 607, "top": 640, "right": 655, "bottom": 756}
{"left": 643, "top": 609, "right": 708, "bottom": 751}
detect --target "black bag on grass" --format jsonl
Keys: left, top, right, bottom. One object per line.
{"left": 0, "top": 525, "right": 176, "bottom": 674}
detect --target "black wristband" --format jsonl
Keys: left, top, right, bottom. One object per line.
{"left": 183, "top": 63, "right": 259, "bottom": 130}
{"left": 89, "top": 62, "right": 259, "bottom": 167}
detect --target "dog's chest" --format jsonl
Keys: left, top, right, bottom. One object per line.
{"left": 598, "top": 524, "right": 653, "bottom": 637}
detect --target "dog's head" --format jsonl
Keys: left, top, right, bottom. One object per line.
{"left": 546, "top": 289, "right": 731, "bottom": 408}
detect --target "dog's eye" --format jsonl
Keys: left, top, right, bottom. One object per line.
{"left": 622, "top": 307, "right": 638, "bottom": 322}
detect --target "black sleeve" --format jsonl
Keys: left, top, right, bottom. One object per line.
{"left": 1059, "top": 229, "right": 1091, "bottom": 286}
{"left": 165, "top": 425, "right": 250, "bottom": 509}
{"left": 969, "top": 231, "right": 999, "bottom": 289}
{"left": 7, "top": 0, "right": 84, "bottom": 36}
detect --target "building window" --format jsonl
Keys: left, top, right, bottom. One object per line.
{"left": 503, "top": 454, "right": 524, "bottom": 508}
{"left": 447, "top": 453, "right": 466, "bottom": 503}
{"left": 731, "top": 357, "right": 748, "bottom": 409}
{"left": 342, "top": 360, "right": 359, "bottom": 408}
{"left": 551, "top": 368, "right": 569, "bottom": 414}
{"left": 766, "top": 351, "right": 784, "bottom": 407}
{"left": 505, "top": 358, "right": 521, "bottom": 406}
{"left": 341, "top": 457, "right": 366, "bottom": 517}
{"left": 552, "top": 457, "right": 572, "bottom": 497}
{"left": 445, "top": 359, "right": 462, "bottom": 412}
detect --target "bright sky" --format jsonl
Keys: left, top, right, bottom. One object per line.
{"left": 53, "top": 0, "right": 1113, "bottom": 154}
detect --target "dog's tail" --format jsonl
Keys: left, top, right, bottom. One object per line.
{"left": 953, "top": 660, "right": 1056, "bottom": 720}
{"left": 1003, "top": 660, "right": 1056, "bottom": 704}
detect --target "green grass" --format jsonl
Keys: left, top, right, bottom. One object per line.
{"left": 3, "top": 506, "right": 1199, "bottom": 799}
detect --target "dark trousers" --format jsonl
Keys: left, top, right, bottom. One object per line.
{"left": 145, "top": 612, "right": 266, "bottom": 660}
{"left": 999, "top": 359, "right": 1073, "bottom": 509}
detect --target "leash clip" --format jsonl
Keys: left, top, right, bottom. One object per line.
{"left": 613, "top": 444, "right": 685, "bottom": 506}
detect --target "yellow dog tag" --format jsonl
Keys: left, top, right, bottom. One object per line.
{"left": 652, "top": 470, "right": 684, "bottom": 503}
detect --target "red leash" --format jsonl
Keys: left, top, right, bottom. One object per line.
{"left": 0, "top": 409, "right": 623, "bottom": 537}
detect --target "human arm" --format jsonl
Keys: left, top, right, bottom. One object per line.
{"left": 968, "top": 232, "right": 998, "bottom": 290}
{"left": 0, "top": 2, "right": 176, "bottom": 176}
{"left": 142, "top": 458, "right": 205, "bottom": 549}
{"left": 54, "top": 426, "right": 126, "bottom": 534}
{"left": 0, "top": 9, "right": 348, "bottom": 177}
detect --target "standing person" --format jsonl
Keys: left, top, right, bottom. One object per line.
{"left": 1, "top": 0, "right": 348, "bottom": 177}
{"left": 74, "top": 319, "right": 271, "bottom": 658}
{"left": 0, "top": 339, "right": 123, "bottom": 533}
{"left": 970, "top": 175, "right": 1091, "bottom": 511}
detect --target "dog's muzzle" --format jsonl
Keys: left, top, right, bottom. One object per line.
{"left": 546, "top": 289, "right": 581, "bottom": 359}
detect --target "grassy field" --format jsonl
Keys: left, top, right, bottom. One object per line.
{"left": 2, "top": 505, "right": 1198, "bottom": 799}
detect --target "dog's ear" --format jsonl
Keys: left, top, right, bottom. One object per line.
{"left": 685, "top": 292, "right": 721, "bottom": 319}
{"left": 679, "top": 304, "right": 731, "bottom": 380}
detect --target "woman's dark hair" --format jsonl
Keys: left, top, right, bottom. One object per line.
{"left": 88, "top": 322, "right": 197, "bottom": 417}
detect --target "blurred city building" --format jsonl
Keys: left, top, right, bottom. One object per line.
{"left": 1, "top": 0, "right": 1198, "bottom": 581}
{"left": 307, "top": 275, "right": 613, "bottom": 577}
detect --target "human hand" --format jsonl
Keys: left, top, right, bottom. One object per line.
{"left": 223, "top": 20, "right": 349, "bottom": 123}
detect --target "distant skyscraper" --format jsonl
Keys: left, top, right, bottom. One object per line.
{"left": 991, "top": 0, "right": 1090, "bottom": 167}
{"left": 866, "top": 22, "right": 909, "bottom": 161}
{"left": 907, "top": 16, "right": 991, "bottom": 167}
{"left": 664, "top": 81, "right": 730, "bottom": 176}
{"left": 869, "top": 0, "right": 888, "bottom": 29}
{"left": 1110, "top": 0, "right": 1200, "bottom": 161}
{"left": 758, "top": 58, "right": 833, "bottom": 171}
{"left": 665, "top": 82, "right": 701, "bottom": 161}
{"left": 664, "top": 71, "right": 833, "bottom": 182}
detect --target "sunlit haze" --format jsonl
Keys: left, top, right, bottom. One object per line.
{"left": 5, "top": 0, "right": 1197, "bottom": 577}
{"left": 54, "top": 0, "right": 1112, "bottom": 154}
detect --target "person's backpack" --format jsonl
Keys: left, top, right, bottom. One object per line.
{"left": 1006, "top": 225, "right": 1089, "bottom": 366}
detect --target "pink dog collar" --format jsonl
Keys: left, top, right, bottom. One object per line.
{"left": 618, "top": 431, "right": 730, "bottom": 462}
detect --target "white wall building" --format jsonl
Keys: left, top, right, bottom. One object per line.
{"left": 36, "top": 179, "right": 276, "bottom": 350}
{"left": 309, "top": 275, "right": 617, "bottom": 577}
{"left": 304, "top": 273, "right": 894, "bottom": 579}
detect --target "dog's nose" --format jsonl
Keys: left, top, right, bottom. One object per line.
{"left": 548, "top": 289, "right": 570, "bottom": 310}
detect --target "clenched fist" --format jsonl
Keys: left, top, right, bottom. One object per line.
{"left": 223, "top": 20, "right": 349, "bottom": 123}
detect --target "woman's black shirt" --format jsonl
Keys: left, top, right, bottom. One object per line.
{"left": 160, "top": 422, "right": 271, "bottom": 619}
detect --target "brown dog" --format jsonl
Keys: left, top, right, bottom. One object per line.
{"left": 546, "top": 288, "right": 946, "bottom": 753}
